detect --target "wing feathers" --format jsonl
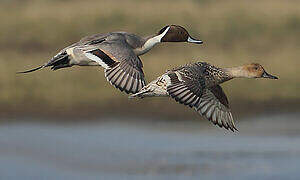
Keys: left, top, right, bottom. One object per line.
{"left": 85, "top": 49, "right": 117, "bottom": 69}
{"left": 163, "top": 63, "right": 237, "bottom": 131}
{"left": 194, "top": 88, "right": 238, "bottom": 132}
{"left": 105, "top": 62, "right": 145, "bottom": 94}
{"left": 167, "top": 72, "right": 237, "bottom": 131}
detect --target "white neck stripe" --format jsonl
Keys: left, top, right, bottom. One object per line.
{"left": 140, "top": 26, "right": 170, "bottom": 54}
{"left": 155, "top": 26, "right": 170, "bottom": 42}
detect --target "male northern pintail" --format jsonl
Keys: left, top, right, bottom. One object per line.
{"left": 18, "top": 25, "right": 203, "bottom": 94}
{"left": 130, "top": 62, "right": 278, "bottom": 131}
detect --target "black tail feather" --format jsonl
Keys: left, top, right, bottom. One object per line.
{"left": 17, "top": 53, "right": 71, "bottom": 73}
{"left": 46, "top": 53, "right": 70, "bottom": 71}
{"left": 51, "top": 63, "right": 71, "bottom": 71}
{"left": 16, "top": 65, "right": 44, "bottom": 74}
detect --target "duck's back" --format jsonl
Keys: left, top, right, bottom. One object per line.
{"left": 171, "top": 62, "right": 230, "bottom": 88}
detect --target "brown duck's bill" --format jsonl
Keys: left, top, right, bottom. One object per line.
{"left": 187, "top": 36, "right": 203, "bottom": 44}
{"left": 262, "top": 71, "right": 278, "bottom": 79}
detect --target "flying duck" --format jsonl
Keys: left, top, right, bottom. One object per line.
{"left": 18, "top": 25, "right": 203, "bottom": 94}
{"left": 130, "top": 62, "right": 278, "bottom": 131}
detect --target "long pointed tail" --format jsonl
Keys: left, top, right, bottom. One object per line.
{"left": 16, "top": 65, "right": 45, "bottom": 74}
{"left": 17, "top": 51, "right": 70, "bottom": 74}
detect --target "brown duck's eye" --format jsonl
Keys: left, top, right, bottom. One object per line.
{"left": 254, "top": 67, "right": 259, "bottom": 70}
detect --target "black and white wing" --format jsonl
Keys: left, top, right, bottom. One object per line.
{"left": 195, "top": 85, "right": 237, "bottom": 131}
{"left": 167, "top": 64, "right": 206, "bottom": 108}
{"left": 82, "top": 39, "right": 145, "bottom": 94}
{"left": 166, "top": 64, "right": 237, "bottom": 131}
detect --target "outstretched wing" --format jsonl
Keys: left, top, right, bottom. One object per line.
{"left": 166, "top": 63, "right": 237, "bottom": 131}
{"left": 195, "top": 85, "right": 237, "bottom": 131}
{"left": 167, "top": 64, "right": 206, "bottom": 108}
{"left": 79, "top": 33, "right": 110, "bottom": 45}
{"left": 82, "top": 39, "right": 145, "bottom": 94}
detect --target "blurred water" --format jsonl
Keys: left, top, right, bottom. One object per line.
{"left": 0, "top": 113, "right": 300, "bottom": 180}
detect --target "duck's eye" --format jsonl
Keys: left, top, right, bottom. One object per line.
{"left": 254, "top": 67, "right": 259, "bottom": 70}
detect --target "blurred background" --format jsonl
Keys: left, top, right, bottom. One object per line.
{"left": 0, "top": 0, "right": 300, "bottom": 179}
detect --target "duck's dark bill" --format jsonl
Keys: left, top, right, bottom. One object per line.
{"left": 262, "top": 71, "right": 278, "bottom": 79}
{"left": 187, "top": 37, "right": 203, "bottom": 44}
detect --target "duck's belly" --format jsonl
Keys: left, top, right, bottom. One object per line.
{"left": 68, "top": 47, "right": 101, "bottom": 66}
{"left": 143, "top": 74, "right": 170, "bottom": 97}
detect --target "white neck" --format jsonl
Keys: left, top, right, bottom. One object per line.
{"left": 135, "top": 27, "right": 170, "bottom": 56}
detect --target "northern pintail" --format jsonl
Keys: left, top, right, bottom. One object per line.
{"left": 130, "top": 62, "right": 278, "bottom": 131}
{"left": 18, "top": 25, "right": 202, "bottom": 94}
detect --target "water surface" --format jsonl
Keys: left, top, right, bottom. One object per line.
{"left": 0, "top": 113, "right": 299, "bottom": 180}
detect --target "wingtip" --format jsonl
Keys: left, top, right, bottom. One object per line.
{"left": 232, "top": 126, "right": 239, "bottom": 132}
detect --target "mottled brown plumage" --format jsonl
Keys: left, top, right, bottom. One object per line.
{"left": 130, "top": 62, "right": 278, "bottom": 131}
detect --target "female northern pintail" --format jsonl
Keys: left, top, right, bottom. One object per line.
{"left": 18, "top": 25, "right": 202, "bottom": 94}
{"left": 130, "top": 62, "right": 278, "bottom": 131}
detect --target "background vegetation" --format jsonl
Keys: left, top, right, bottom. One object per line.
{"left": 0, "top": 0, "right": 299, "bottom": 119}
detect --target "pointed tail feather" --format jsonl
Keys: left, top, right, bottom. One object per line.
{"left": 16, "top": 65, "right": 45, "bottom": 74}
{"left": 17, "top": 52, "right": 71, "bottom": 74}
